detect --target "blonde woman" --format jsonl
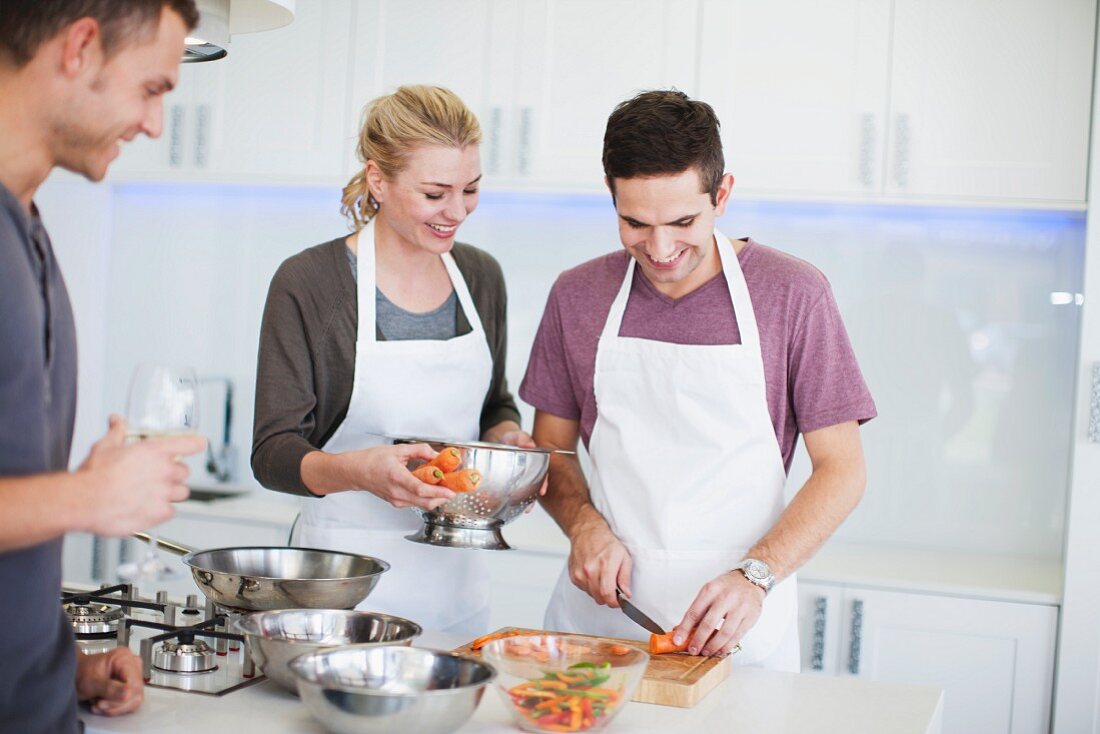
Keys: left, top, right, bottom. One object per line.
{"left": 252, "top": 86, "right": 531, "bottom": 634}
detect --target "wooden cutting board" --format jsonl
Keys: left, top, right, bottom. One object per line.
{"left": 453, "top": 626, "right": 730, "bottom": 708}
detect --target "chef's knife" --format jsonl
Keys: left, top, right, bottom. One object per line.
{"left": 615, "top": 586, "right": 665, "bottom": 635}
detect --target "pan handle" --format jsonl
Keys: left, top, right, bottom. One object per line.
{"left": 131, "top": 532, "right": 196, "bottom": 557}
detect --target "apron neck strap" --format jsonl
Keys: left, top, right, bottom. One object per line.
{"left": 356, "top": 218, "right": 485, "bottom": 343}
{"left": 600, "top": 231, "right": 761, "bottom": 352}
{"left": 716, "top": 232, "right": 761, "bottom": 352}
{"left": 357, "top": 219, "right": 378, "bottom": 342}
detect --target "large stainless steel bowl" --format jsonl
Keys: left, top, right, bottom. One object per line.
{"left": 289, "top": 646, "right": 496, "bottom": 734}
{"left": 235, "top": 609, "right": 422, "bottom": 693}
{"left": 396, "top": 437, "right": 554, "bottom": 550}
{"left": 180, "top": 546, "right": 390, "bottom": 611}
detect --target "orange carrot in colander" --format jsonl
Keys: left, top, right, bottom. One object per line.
{"left": 441, "top": 468, "right": 481, "bottom": 493}
{"left": 412, "top": 465, "right": 444, "bottom": 484}
{"left": 429, "top": 446, "right": 464, "bottom": 473}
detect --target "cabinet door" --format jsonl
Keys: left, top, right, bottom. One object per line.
{"left": 796, "top": 580, "right": 844, "bottom": 675}
{"left": 109, "top": 65, "right": 204, "bottom": 176}
{"left": 205, "top": 0, "right": 353, "bottom": 181}
{"left": 112, "top": 1, "right": 352, "bottom": 182}
{"left": 349, "top": 0, "right": 503, "bottom": 180}
{"left": 510, "top": 0, "right": 700, "bottom": 189}
{"left": 699, "top": 0, "right": 891, "bottom": 197}
{"left": 886, "top": 0, "right": 1094, "bottom": 202}
{"left": 845, "top": 587, "right": 1057, "bottom": 734}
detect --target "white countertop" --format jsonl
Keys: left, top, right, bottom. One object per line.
{"left": 81, "top": 632, "right": 943, "bottom": 734}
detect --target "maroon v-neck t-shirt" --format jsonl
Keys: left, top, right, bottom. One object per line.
{"left": 519, "top": 239, "right": 876, "bottom": 471}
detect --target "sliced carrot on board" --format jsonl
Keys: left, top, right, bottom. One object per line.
{"left": 609, "top": 644, "right": 633, "bottom": 656}
{"left": 429, "top": 446, "right": 464, "bottom": 473}
{"left": 411, "top": 465, "right": 444, "bottom": 484}
{"left": 649, "top": 631, "right": 688, "bottom": 655}
{"left": 441, "top": 468, "right": 481, "bottom": 493}
{"left": 470, "top": 629, "right": 526, "bottom": 651}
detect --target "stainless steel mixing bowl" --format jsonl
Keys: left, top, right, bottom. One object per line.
{"left": 289, "top": 645, "right": 496, "bottom": 734}
{"left": 396, "top": 437, "right": 557, "bottom": 550}
{"left": 235, "top": 609, "right": 422, "bottom": 693}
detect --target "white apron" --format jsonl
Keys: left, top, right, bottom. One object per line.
{"left": 545, "top": 231, "right": 800, "bottom": 671}
{"left": 293, "top": 219, "right": 493, "bottom": 635}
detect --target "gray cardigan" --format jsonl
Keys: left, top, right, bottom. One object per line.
{"left": 251, "top": 237, "right": 521, "bottom": 496}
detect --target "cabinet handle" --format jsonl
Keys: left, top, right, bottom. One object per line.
{"left": 487, "top": 106, "right": 502, "bottom": 176}
{"left": 893, "top": 113, "right": 910, "bottom": 189}
{"left": 517, "top": 107, "right": 533, "bottom": 177}
{"left": 168, "top": 104, "right": 186, "bottom": 168}
{"left": 859, "top": 113, "right": 876, "bottom": 189}
{"left": 848, "top": 599, "right": 864, "bottom": 674}
{"left": 811, "top": 596, "right": 827, "bottom": 671}
{"left": 1089, "top": 363, "right": 1100, "bottom": 442}
{"left": 194, "top": 104, "right": 211, "bottom": 168}
{"left": 91, "top": 535, "right": 105, "bottom": 582}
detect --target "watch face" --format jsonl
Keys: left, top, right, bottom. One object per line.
{"left": 746, "top": 561, "right": 769, "bottom": 580}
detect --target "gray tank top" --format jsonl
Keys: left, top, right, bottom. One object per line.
{"left": 348, "top": 248, "right": 458, "bottom": 340}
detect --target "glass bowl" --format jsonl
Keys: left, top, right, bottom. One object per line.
{"left": 480, "top": 634, "right": 649, "bottom": 733}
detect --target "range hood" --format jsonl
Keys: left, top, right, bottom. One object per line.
{"left": 184, "top": 0, "right": 295, "bottom": 63}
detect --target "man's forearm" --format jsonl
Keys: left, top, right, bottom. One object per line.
{"left": 747, "top": 434, "right": 866, "bottom": 582}
{"left": 0, "top": 472, "right": 89, "bottom": 551}
{"left": 538, "top": 455, "right": 607, "bottom": 541}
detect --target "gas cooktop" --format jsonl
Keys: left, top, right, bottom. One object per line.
{"left": 62, "top": 584, "right": 262, "bottom": 696}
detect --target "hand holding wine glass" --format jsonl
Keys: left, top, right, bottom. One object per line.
{"left": 77, "top": 415, "right": 202, "bottom": 534}
{"left": 118, "top": 364, "right": 202, "bottom": 584}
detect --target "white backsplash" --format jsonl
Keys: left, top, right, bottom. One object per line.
{"left": 39, "top": 174, "right": 1084, "bottom": 561}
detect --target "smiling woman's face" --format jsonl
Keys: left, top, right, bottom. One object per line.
{"left": 612, "top": 168, "right": 732, "bottom": 299}
{"left": 370, "top": 144, "right": 482, "bottom": 254}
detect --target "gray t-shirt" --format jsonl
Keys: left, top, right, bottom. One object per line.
{"left": 347, "top": 248, "right": 459, "bottom": 341}
{"left": 0, "top": 183, "right": 80, "bottom": 733}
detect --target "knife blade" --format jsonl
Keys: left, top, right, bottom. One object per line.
{"left": 615, "top": 586, "right": 666, "bottom": 635}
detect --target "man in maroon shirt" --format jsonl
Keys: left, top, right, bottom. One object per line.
{"left": 520, "top": 91, "right": 875, "bottom": 670}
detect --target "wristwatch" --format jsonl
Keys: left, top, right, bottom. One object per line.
{"left": 733, "top": 559, "right": 774, "bottom": 595}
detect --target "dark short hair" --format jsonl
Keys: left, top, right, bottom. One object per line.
{"left": 0, "top": 0, "right": 200, "bottom": 67}
{"left": 602, "top": 90, "right": 725, "bottom": 205}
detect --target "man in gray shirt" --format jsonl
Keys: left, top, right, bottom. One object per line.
{"left": 0, "top": 2, "right": 204, "bottom": 731}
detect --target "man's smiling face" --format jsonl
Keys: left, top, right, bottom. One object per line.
{"left": 612, "top": 168, "right": 732, "bottom": 299}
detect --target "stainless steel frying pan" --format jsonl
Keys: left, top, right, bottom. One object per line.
{"left": 133, "top": 533, "right": 389, "bottom": 612}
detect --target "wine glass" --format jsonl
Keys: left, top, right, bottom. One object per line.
{"left": 118, "top": 364, "right": 199, "bottom": 586}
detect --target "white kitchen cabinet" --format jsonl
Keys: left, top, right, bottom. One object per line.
{"left": 507, "top": 0, "right": 700, "bottom": 190}
{"left": 886, "top": 0, "right": 1093, "bottom": 202}
{"left": 699, "top": 0, "right": 893, "bottom": 197}
{"left": 348, "top": 0, "right": 523, "bottom": 183}
{"left": 798, "top": 581, "right": 1058, "bottom": 734}
{"left": 111, "top": 0, "right": 353, "bottom": 183}
{"left": 350, "top": 0, "right": 700, "bottom": 190}
{"left": 702, "top": 0, "right": 1093, "bottom": 204}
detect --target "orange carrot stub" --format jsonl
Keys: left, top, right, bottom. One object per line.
{"left": 470, "top": 628, "right": 527, "bottom": 651}
{"left": 411, "top": 465, "right": 444, "bottom": 485}
{"left": 649, "top": 632, "right": 688, "bottom": 655}
{"left": 441, "top": 468, "right": 482, "bottom": 493}
{"left": 429, "top": 446, "right": 464, "bottom": 473}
